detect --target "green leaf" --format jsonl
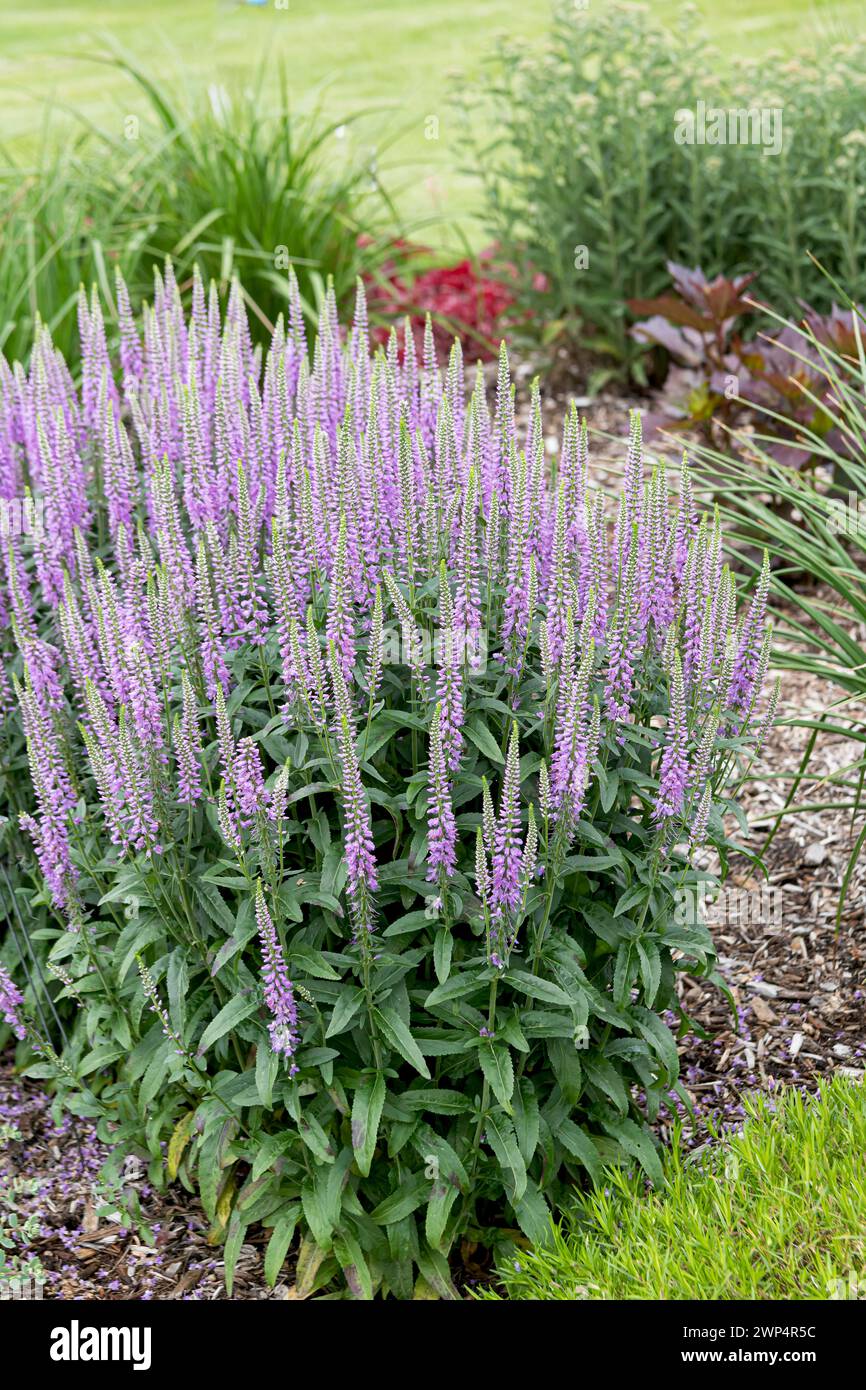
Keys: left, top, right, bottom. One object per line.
{"left": 196, "top": 995, "right": 259, "bottom": 1057}
{"left": 400, "top": 1088, "right": 472, "bottom": 1115}
{"left": 416, "top": 1244, "right": 460, "bottom": 1300}
{"left": 256, "top": 1042, "right": 279, "bottom": 1108}
{"left": 194, "top": 879, "right": 236, "bottom": 935}
{"left": 636, "top": 939, "right": 662, "bottom": 1006}
{"left": 603, "top": 1114, "right": 665, "bottom": 1188}
{"left": 288, "top": 942, "right": 340, "bottom": 980}
{"left": 425, "top": 1177, "right": 460, "bottom": 1251}
{"left": 433, "top": 927, "right": 453, "bottom": 985}
{"left": 223, "top": 1213, "right": 246, "bottom": 1297}
{"left": 326, "top": 985, "right": 365, "bottom": 1038}
{"left": 584, "top": 1054, "right": 629, "bottom": 1115}
{"left": 264, "top": 1207, "right": 299, "bottom": 1287}
{"left": 370, "top": 1173, "right": 430, "bottom": 1224}
{"left": 383, "top": 910, "right": 430, "bottom": 938}
{"left": 504, "top": 969, "right": 573, "bottom": 1009}
{"left": 632, "top": 1005, "right": 679, "bottom": 1080}
{"left": 613, "top": 941, "right": 635, "bottom": 1008}
{"left": 512, "top": 1077, "right": 540, "bottom": 1165}
{"left": 556, "top": 1117, "right": 602, "bottom": 1185}
{"left": 197, "top": 1120, "right": 234, "bottom": 1221}
{"left": 351, "top": 1072, "right": 387, "bottom": 1177}
{"left": 479, "top": 1041, "right": 515, "bottom": 1112}
{"left": 547, "top": 1037, "right": 583, "bottom": 1106}
{"left": 513, "top": 1181, "right": 552, "bottom": 1245}
{"left": 373, "top": 1007, "right": 431, "bottom": 1078}
{"left": 424, "top": 971, "right": 490, "bottom": 1009}
{"left": 166, "top": 948, "right": 189, "bottom": 1038}
{"left": 297, "top": 1113, "right": 337, "bottom": 1165}
{"left": 484, "top": 1110, "right": 527, "bottom": 1202}
{"left": 562, "top": 853, "right": 620, "bottom": 874}
{"left": 333, "top": 1232, "right": 374, "bottom": 1300}
{"left": 465, "top": 718, "right": 507, "bottom": 765}
{"left": 614, "top": 883, "right": 649, "bottom": 917}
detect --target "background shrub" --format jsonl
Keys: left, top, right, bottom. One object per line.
{"left": 460, "top": 1, "right": 866, "bottom": 365}
{"left": 0, "top": 52, "right": 398, "bottom": 367}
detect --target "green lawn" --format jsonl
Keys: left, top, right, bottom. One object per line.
{"left": 1, "top": 1, "right": 864, "bottom": 235}
{"left": 480, "top": 1079, "right": 866, "bottom": 1301}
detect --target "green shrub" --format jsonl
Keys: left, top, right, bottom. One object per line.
{"left": 479, "top": 1077, "right": 866, "bottom": 1300}
{"left": 460, "top": 2, "right": 866, "bottom": 366}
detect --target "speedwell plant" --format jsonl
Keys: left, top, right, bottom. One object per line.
{"left": 0, "top": 264, "right": 775, "bottom": 1297}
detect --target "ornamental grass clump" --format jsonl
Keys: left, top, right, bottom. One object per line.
{"left": 0, "top": 264, "right": 775, "bottom": 1298}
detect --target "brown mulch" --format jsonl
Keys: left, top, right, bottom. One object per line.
{"left": 662, "top": 660, "right": 866, "bottom": 1146}
{"left": 0, "top": 1066, "right": 289, "bottom": 1300}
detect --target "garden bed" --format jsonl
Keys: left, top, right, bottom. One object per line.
{"left": 4, "top": 654, "right": 861, "bottom": 1301}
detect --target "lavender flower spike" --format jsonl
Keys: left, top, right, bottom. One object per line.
{"left": 0, "top": 963, "right": 26, "bottom": 1040}
{"left": 255, "top": 882, "right": 299, "bottom": 1067}
{"left": 492, "top": 722, "right": 523, "bottom": 917}
{"left": 427, "top": 703, "right": 457, "bottom": 884}
{"left": 654, "top": 649, "right": 690, "bottom": 825}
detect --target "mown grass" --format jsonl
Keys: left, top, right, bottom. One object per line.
{"left": 1, "top": 1, "right": 862, "bottom": 229}
{"left": 480, "top": 1078, "right": 866, "bottom": 1300}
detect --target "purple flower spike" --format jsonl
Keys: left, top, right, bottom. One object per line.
{"left": 0, "top": 963, "right": 27, "bottom": 1040}
{"left": 255, "top": 883, "right": 299, "bottom": 1068}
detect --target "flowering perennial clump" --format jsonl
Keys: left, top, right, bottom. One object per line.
{"left": 0, "top": 263, "right": 774, "bottom": 1299}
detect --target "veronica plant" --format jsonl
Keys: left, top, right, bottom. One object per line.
{"left": 0, "top": 268, "right": 773, "bottom": 1298}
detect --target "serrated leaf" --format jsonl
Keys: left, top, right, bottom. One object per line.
{"left": 484, "top": 1110, "right": 527, "bottom": 1202}
{"left": 556, "top": 1117, "right": 602, "bottom": 1185}
{"left": 504, "top": 969, "right": 573, "bottom": 1009}
{"left": 614, "top": 884, "right": 649, "bottom": 917}
{"left": 584, "top": 1054, "right": 629, "bottom": 1115}
{"left": 256, "top": 1041, "right": 279, "bottom": 1107}
{"left": 603, "top": 1114, "right": 665, "bottom": 1188}
{"left": 464, "top": 719, "right": 506, "bottom": 765}
{"left": 425, "top": 1177, "right": 459, "bottom": 1251}
{"left": 478, "top": 1041, "right": 514, "bottom": 1112}
{"left": 513, "top": 1181, "right": 552, "bottom": 1245}
{"left": 636, "top": 939, "right": 662, "bottom": 1007}
{"left": 325, "top": 985, "right": 365, "bottom": 1039}
{"left": 223, "top": 1213, "right": 246, "bottom": 1297}
{"left": 424, "top": 970, "right": 490, "bottom": 1009}
{"left": 373, "top": 1006, "right": 431, "bottom": 1079}
{"left": 370, "top": 1173, "right": 430, "bottom": 1224}
{"left": 333, "top": 1232, "right": 374, "bottom": 1300}
{"left": 512, "top": 1078, "right": 540, "bottom": 1165}
{"left": 288, "top": 942, "right": 340, "bottom": 980}
{"left": 632, "top": 1004, "right": 679, "bottom": 1080}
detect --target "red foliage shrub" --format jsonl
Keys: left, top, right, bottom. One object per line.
{"left": 361, "top": 239, "right": 537, "bottom": 360}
